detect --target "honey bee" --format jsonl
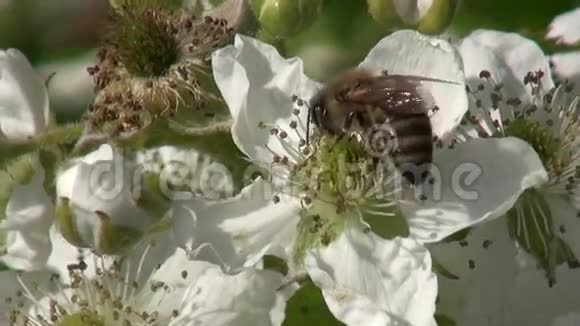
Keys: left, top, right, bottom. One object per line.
{"left": 308, "top": 68, "right": 458, "bottom": 184}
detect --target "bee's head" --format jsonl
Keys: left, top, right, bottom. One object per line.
{"left": 306, "top": 89, "right": 327, "bottom": 145}
{"left": 308, "top": 91, "right": 325, "bottom": 127}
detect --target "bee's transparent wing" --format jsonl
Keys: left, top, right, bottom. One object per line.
{"left": 345, "top": 75, "right": 443, "bottom": 115}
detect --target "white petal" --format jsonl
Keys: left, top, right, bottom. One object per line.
{"left": 505, "top": 265, "right": 580, "bottom": 326}
{"left": 457, "top": 33, "right": 530, "bottom": 107}
{"left": 405, "top": 137, "right": 548, "bottom": 243}
{"left": 172, "top": 178, "right": 300, "bottom": 270}
{"left": 0, "top": 161, "right": 53, "bottom": 271}
{"left": 550, "top": 51, "right": 580, "bottom": 92}
{"left": 0, "top": 49, "right": 49, "bottom": 139}
{"left": 136, "top": 249, "right": 216, "bottom": 320}
{"left": 212, "top": 34, "right": 320, "bottom": 164}
{"left": 305, "top": 225, "right": 437, "bottom": 326}
{"left": 169, "top": 266, "right": 284, "bottom": 326}
{"left": 359, "top": 30, "right": 468, "bottom": 138}
{"left": 431, "top": 218, "right": 518, "bottom": 326}
{"left": 546, "top": 8, "right": 580, "bottom": 45}
{"left": 551, "top": 312, "right": 580, "bottom": 326}
{"left": 460, "top": 30, "right": 554, "bottom": 90}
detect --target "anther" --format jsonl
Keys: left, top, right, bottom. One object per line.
{"left": 468, "top": 259, "right": 475, "bottom": 269}
{"left": 560, "top": 225, "right": 566, "bottom": 233}
{"left": 479, "top": 70, "right": 491, "bottom": 79}
{"left": 482, "top": 240, "right": 492, "bottom": 249}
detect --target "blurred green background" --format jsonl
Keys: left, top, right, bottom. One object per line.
{"left": 0, "top": 0, "right": 578, "bottom": 122}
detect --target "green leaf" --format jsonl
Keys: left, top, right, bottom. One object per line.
{"left": 284, "top": 280, "right": 344, "bottom": 326}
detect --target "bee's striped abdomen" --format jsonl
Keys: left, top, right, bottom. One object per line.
{"left": 388, "top": 112, "right": 433, "bottom": 183}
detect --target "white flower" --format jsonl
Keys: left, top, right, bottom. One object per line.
{"left": 0, "top": 157, "right": 53, "bottom": 271}
{"left": 55, "top": 144, "right": 165, "bottom": 255}
{"left": 433, "top": 219, "right": 580, "bottom": 326}
{"left": 2, "top": 228, "right": 286, "bottom": 326}
{"left": 546, "top": 7, "right": 580, "bottom": 45}
{"left": 0, "top": 49, "right": 49, "bottom": 140}
{"left": 171, "top": 31, "right": 545, "bottom": 325}
{"left": 433, "top": 29, "right": 580, "bottom": 325}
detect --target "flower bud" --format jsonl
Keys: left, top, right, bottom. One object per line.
{"left": 251, "top": 0, "right": 324, "bottom": 40}
{"left": 55, "top": 144, "right": 168, "bottom": 255}
{"left": 367, "top": 0, "right": 458, "bottom": 34}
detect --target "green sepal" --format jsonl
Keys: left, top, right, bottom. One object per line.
{"left": 55, "top": 198, "right": 87, "bottom": 248}
{"left": 136, "top": 172, "right": 171, "bottom": 219}
{"left": 283, "top": 280, "right": 345, "bottom": 326}
{"left": 95, "top": 211, "right": 144, "bottom": 255}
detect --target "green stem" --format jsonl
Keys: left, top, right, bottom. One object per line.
{"left": 0, "top": 123, "right": 84, "bottom": 167}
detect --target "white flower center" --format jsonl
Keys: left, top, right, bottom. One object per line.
{"left": 465, "top": 70, "right": 580, "bottom": 285}
{"left": 255, "top": 96, "right": 411, "bottom": 265}
{"left": 6, "top": 243, "right": 177, "bottom": 326}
